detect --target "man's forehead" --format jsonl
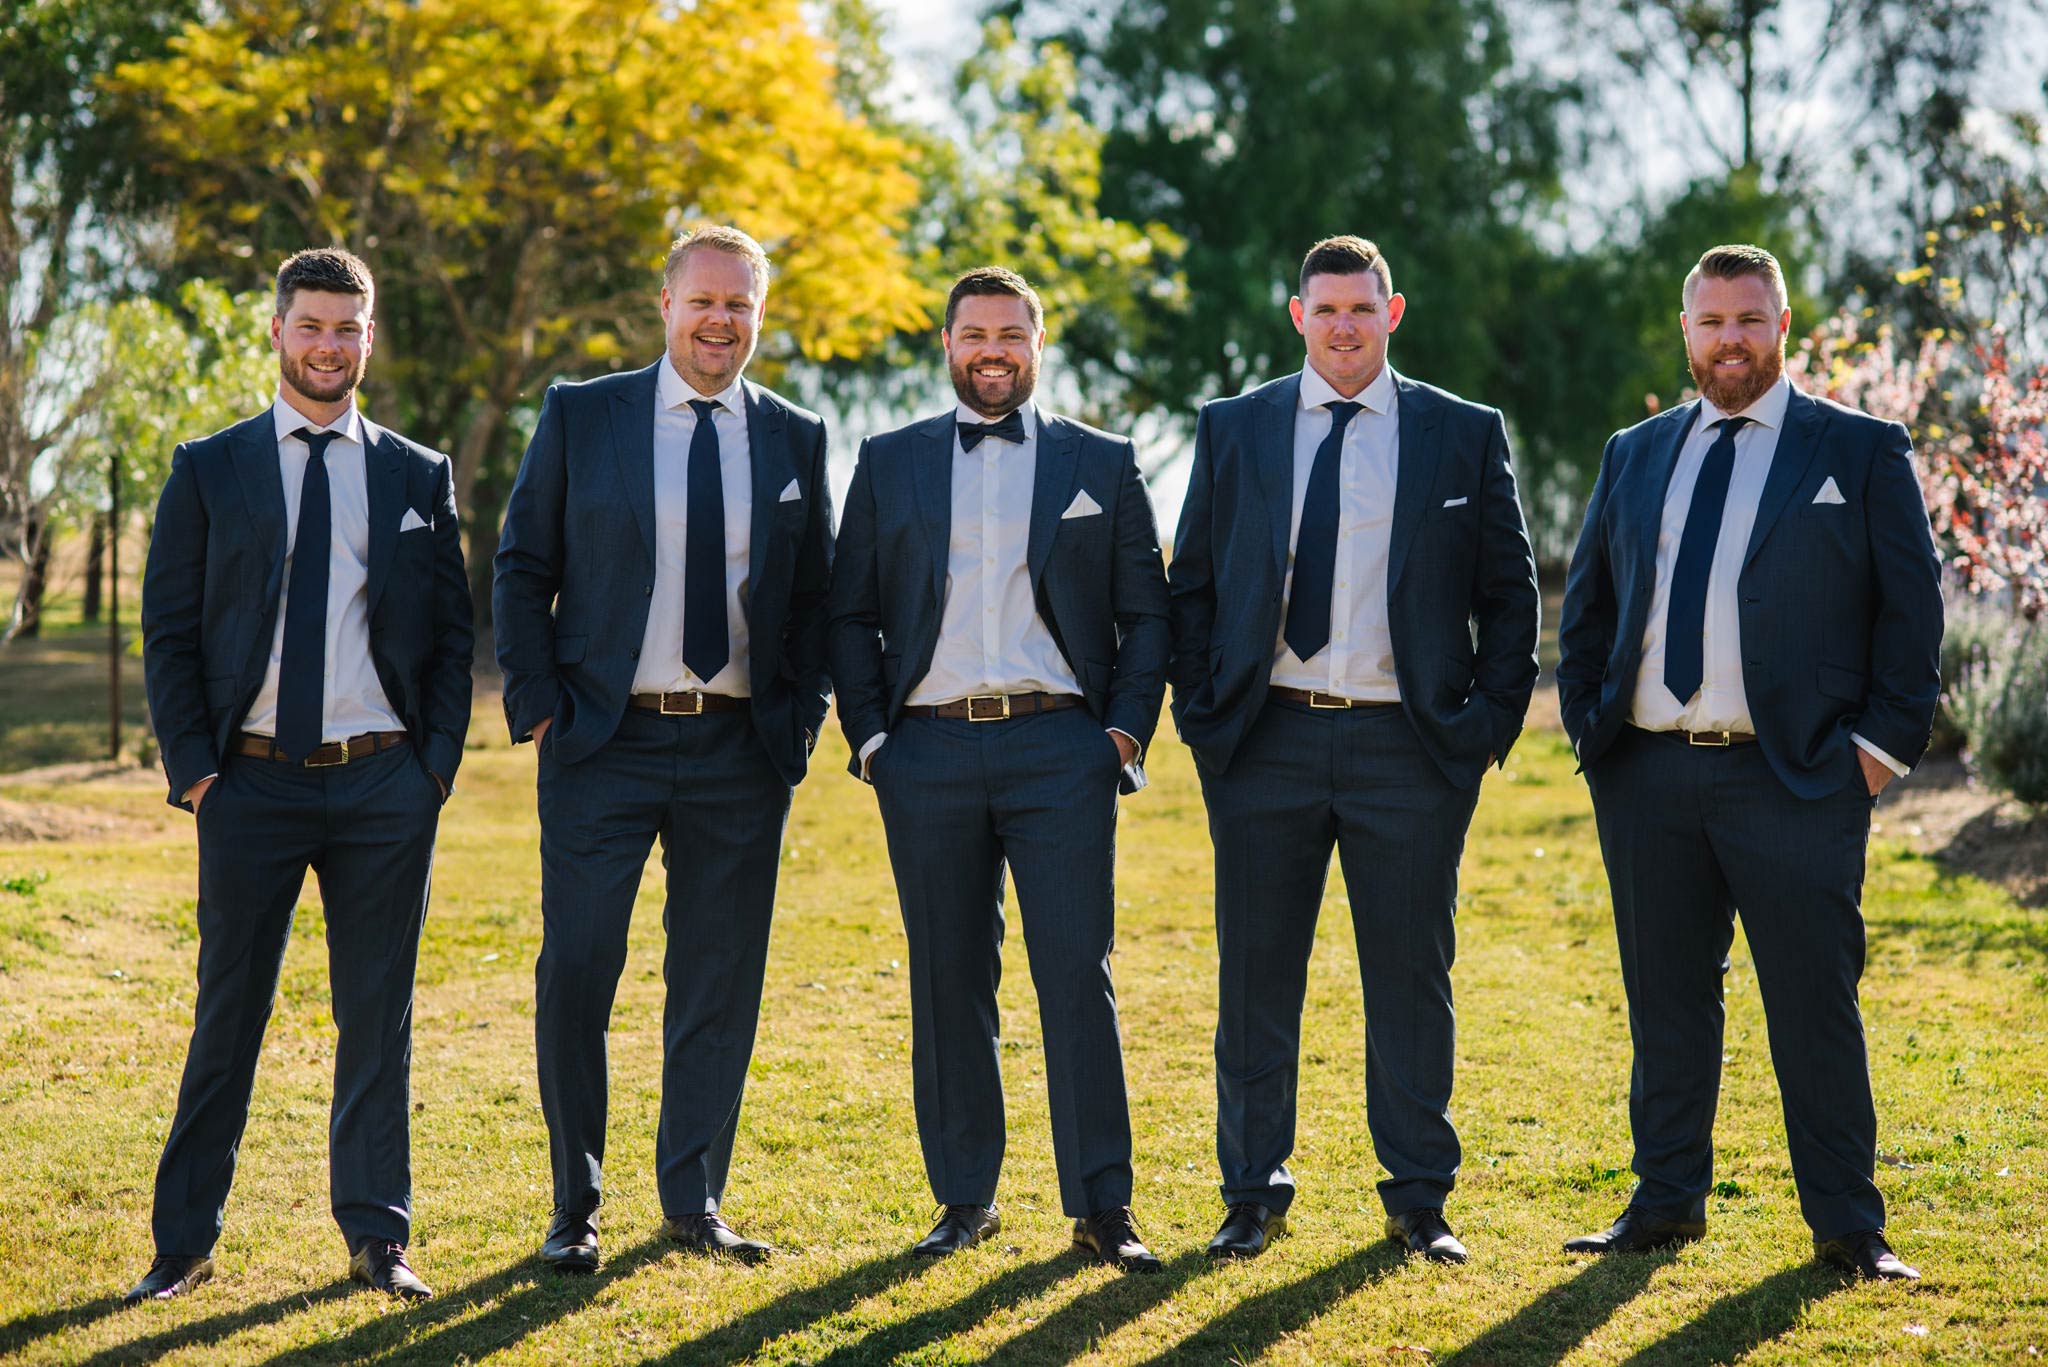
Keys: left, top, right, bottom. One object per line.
{"left": 281, "top": 290, "right": 370, "bottom": 323}
{"left": 950, "top": 295, "right": 1036, "bottom": 330}
{"left": 1299, "top": 270, "right": 1386, "bottom": 306}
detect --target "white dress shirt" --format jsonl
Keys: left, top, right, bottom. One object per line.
{"left": 1629, "top": 377, "right": 1906, "bottom": 775}
{"left": 634, "top": 361, "right": 753, "bottom": 696}
{"left": 242, "top": 394, "right": 403, "bottom": 741}
{"left": 1270, "top": 363, "right": 1402, "bottom": 700}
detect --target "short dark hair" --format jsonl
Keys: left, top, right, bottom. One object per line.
{"left": 1683, "top": 243, "right": 1787, "bottom": 313}
{"left": 1298, "top": 235, "right": 1393, "bottom": 299}
{"left": 944, "top": 266, "right": 1044, "bottom": 333}
{"left": 663, "top": 225, "right": 771, "bottom": 296}
{"left": 275, "top": 247, "right": 375, "bottom": 318}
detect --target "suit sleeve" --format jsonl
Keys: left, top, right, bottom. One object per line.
{"left": 1103, "top": 438, "right": 1171, "bottom": 748}
{"left": 1854, "top": 421, "right": 1943, "bottom": 767}
{"left": 491, "top": 384, "right": 568, "bottom": 742}
{"left": 825, "top": 438, "right": 888, "bottom": 772}
{"left": 140, "top": 441, "right": 216, "bottom": 807}
{"left": 1556, "top": 431, "right": 1623, "bottom": 754}
{"left": 785, "top": 413, "right": 835, "bottom": 742}
{"left": 420, "top": 452, "right": 476, "bottom": 786}
{"left": 1166, "top": 402, "right": 1219, "bottom": 719}
{"left": 1471, "top": 410, "right": 1540, "bottom": 765}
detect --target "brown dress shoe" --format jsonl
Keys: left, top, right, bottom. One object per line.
{"left": 1816, "top": 1229, "right": 1919, "bottom": 1281}
{"left": 1385, "top": 1207, "right": 1468, "bottom": 1264}
{"left": 663, "top": 1212, "right": 772, "bottom": 1264}
{"left": 123, "top": 1255, "right": 214, "bottom": 1304}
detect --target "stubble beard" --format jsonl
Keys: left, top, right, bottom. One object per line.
{"left": 1689, "top": 340, "right": 1784, "bottom": 414}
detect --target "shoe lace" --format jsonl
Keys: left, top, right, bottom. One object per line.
{"left": 1094, "top": 1206, "right": 1141, "bottom": 1243}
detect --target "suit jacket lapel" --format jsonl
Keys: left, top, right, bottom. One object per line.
{"left": 607, "top": 361, "right": 661, "bottom": 555}
{"left": 742, "top": 379, "right": 791, "bottom": 602}
{"left": 1385, "top": 374, "right": 1441, "bottom": 591}
{"left": 911, "top": 411, "right": 955, "bottom": 609}
{"left": 1256, "top": 376, "right": 1299, "bottom": 582}
{"left": 1027, "top": 411, "right": 1081, "bottom": 591}
{"left": 1742, "top": 389, "right": 1826, "bottom": 568}
{"left": 361, "top": 418, "right": 404, "bottom": 612}
{"left": 229, "top": 415, "right": 287, "bottom": 572}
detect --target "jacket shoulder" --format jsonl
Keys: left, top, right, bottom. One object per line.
{"left": 1041, "top": 411, "right": 1133, "bottom": 453}
{"left": 747, "top": 381, "right": 824, "bottom": 432}
{"left": 179, "top": 410, "right": 270, "bottom": 463}
{"left": 1798, "top": 389, "right": 1904, "bottom": 440}
{"left": 1399, "top": 375, "right": 1500, "bottom": 426}
{"left": 1203, "top": 374, "right": 1294, "bottom": 424}
{"left": 368, "top": 421, "right": 451, "bottom": 470}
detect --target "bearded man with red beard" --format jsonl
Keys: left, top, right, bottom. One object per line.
{"left": 1556, "top": 244, "right": 1943, "bottom": 1280}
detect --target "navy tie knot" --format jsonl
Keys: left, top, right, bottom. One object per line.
{"left": 959, "top": 410, "right": 1026, "bottom": 451}
{"left": 1662, "top": 414, "right": 1754, "bottom": 706}
{"left": 1282, "top": 400, "right": 1366, "bottom": 664}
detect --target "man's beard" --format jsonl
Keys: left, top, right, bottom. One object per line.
{"left": 281, "top": 350, "right": 365, "bottom": 404}
{"left": 950, "top": 353, "right": 1038, "bottom": 417}
{"left": 1689, "top": 341, "right": 1783, "bottom": 414}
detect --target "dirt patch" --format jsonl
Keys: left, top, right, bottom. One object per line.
{"left": 1875, "top": 755, "right": 2048, "bottom": 907}
{"left": 0, "top": 795, "right": 155, "bottom": 843}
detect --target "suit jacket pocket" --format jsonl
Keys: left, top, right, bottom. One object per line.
{"left": 204, "top": 674, "right": 240, "bottom": 709}
{"left": 1443, "top": 653, "right": 1476, "bottom": 702}
{"left": 554, "top": 634, "right": 588, "bottom": 664}
{"left": 1817, "top": 662, "right": 1867, "bottom": 703}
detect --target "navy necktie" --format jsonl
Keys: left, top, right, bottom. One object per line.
{"left": 682, "top": 398, "right": 730, "bottom": 683}
{"left": 277, "top": 427, "right": 339, "bottom": 761}
{"left": 1283, "top": 400, "right": 1363, "bottom": 663}
{"left": 1663, "top": 415, "right": 1753, "bottom": 705}
{"left": 958, "top": 409, "right": 1025, "bottom": 451}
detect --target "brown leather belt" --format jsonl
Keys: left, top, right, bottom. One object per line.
{"left": 901, "top": 691, "right": 1081, "bottom": 721}
{"left": 1634, "top": 724, "right": 1757, "bottom": 746}
{"left": 1268, "top": 685, "right": 1400, "bottom": 710}
{"left": 627, "top": 691, "right": 749, "bottom": 715}
{"left": 232, "top": 730, "right": 409, "bottom": 766}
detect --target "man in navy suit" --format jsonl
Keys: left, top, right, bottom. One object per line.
{"left": 494, "top": 226, "right": 833, "bottom": 1270}
{"left": 1556, "top": 244, "right": 1942, "bottom": 1280}
{"left": 828, "top": 267, "right": 1171, "bottom": 1271}
{"left": 1169, "top": 236, "right": 1539, "bottom": 1263}
{"left": 134, "top": 247, "right": 473, "bottom": 1303}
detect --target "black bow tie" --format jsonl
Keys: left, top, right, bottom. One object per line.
{"left": 958, "top": 410, "right": 1026, "bottom": 451}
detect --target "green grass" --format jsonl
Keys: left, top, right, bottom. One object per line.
{"left": 1, "top": 722, "right": 2045, "bottom": 1365}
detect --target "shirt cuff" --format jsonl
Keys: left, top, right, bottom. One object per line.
{"left": 859, "top": 732, "right": 888, "bottom": 781}
{"left": 1106, "top": 727, "right": 1142, "bottom": 763}
{"left": 1852, "top": 733, "right": 1910, "bottom": 778}
{"left": 182, "top": 774, "right": 219, "bottom": 805}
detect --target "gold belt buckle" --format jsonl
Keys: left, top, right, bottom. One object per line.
{"left": 1308, "top": 691, "right": 1353, "bottom": 709}
{"left": 305, "top": 737, "right": 351, "bottom": 766}
{"left": 1688, "top": 729, "right": 1732, "bottom": 747}
{"left": 966, "top": 694, "right": 1011, "bottom": 721}
{"left": 661, "top": 692, "right": 705, "bottom": 715}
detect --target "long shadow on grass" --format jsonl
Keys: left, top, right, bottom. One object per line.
{"left": 1439, "top": 1251, "right": 1670, "bottom": 1366}
{"left": 1125, "top": 1242, "right": 1407, "bottom": 1367}
{"left": 1610, "top": 1262, "right": 1848, "bottom": 1366}
{"left": 0, "top": 1296, "right": 126, "bottom": 1359}
{"left": 55, "top": 1280, "right": 356, "bottom": 1367}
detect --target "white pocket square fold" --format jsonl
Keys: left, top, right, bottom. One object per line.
{"left": 398, "top": 508, "right": 431, "bottom": 532}
{"left": 778, "top": 478, "right": 802, "bottom": 503}
{"left": 1061, "top": 489, "right": 1103, "bottom": 519}
{"left": 1442, "top": 495, "right": 1469, "bottom": 508}
{"left": 1812, "top": 476, "right": 1846, "bottom": 505}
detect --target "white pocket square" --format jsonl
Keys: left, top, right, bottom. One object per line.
{"left": 1442, "top": 496, "right": 1469, "bottom": 508}
{"left": 1061, "top": 489, "right": 1103, "bottom": 519}
{"left": 778, "top": 478, "right": 802, "bottom": 503}
{"left": 398, "top": 507, "right": 431, "bottom": 532}
{"left": 1812, "top": 476, "right": 1846, "bottom": 505}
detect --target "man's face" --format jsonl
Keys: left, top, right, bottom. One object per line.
{"left": 944, "top": 294, "right": 1043, "bottom": 418}
{"left": 1290, "top": 270, "right": 1404, "bottom": 397}
{"left": 661, "top": 249, "right": 763, "bottom": 395}
{"left": 271, "top": 290, "right": 372, "bottom": 408}
{"left": 1681, "top": 272, "right": 1789, "bottom": 413}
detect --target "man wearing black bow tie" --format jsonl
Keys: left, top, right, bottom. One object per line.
{"left": 494, "top": 227, "right": 833, "bottom": 1270}
{"left": 1168, "top": 236, "right": 1539, "bottom": 1264}
{"left": 1556, "top": 244, "right": 1942, "bottom": 1280}
{"left": 134, "top": 248, "right": 474, "bottom": 1303}
{"left": 827, "top": 267, "right": 1171, "bottom": 1271}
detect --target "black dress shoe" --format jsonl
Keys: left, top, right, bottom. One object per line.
{"left": 913, "top": 1204, "right": 1001, "bottom": 1257}
{"left": 663, "top": 1212, "right": 772, "bottom": 1264}
{"left": 1816, "top": 1229, "right": 1919, "bottom": 1281}
{"left": 1385, "top": 1207, "right": 1468, "bottom": 1264}
{"left": 123, "top": 1255, "right": 214, "bottom": 1304}
{"left": 1207, "top": 1202, "right": 1287, "bottom": 1259}
{"left": 1072, "top": 1207, "right": 1162, "bottom": 1273}
{"left": 1563, "top": 1206, "right": 1706, "bottom": 1254}
{"left": 349, "top": 1241, "right": 433, "bottom": 1300}
{"left": 540, "top": 1208, "right": 600, "bottom": 1273}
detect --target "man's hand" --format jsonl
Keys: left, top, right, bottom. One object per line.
{"left": 431, "top": 770, "right": 448, "bottom": 800}
{"left": 1857, "top": 746, "right": 1895, "bottom": 796}
{"left": 1110, "top": 730, "right": 1138, "bottom": 767}
{"left": 531, "top": 717, "right": 551, "bottom": 746}
{"left": 186, "top": 776, "right": 215, "bottom": 810}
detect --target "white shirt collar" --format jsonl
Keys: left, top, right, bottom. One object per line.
{"left": 952, "top": 399, "right": 1038, "bottom": 441}
{"left": 272, "top": 393, "right": 363, "bottom": 446}
{"left": 1698, "top": 375, "right": 1792, "bottom": 432}
{"left": 658, "top": 357, "right": 747, "bottom": 415}
{"left": 1298, "top": 361, "right": 1396, "bottom": 415}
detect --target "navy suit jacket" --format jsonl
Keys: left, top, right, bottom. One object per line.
{"left": 141, "top": 410, "right": 476, "bottom": 808}
{"left": 1167, "top": 371, "right": 1540, "bottom": 788}
{"left": 492, "top": 362, "right": 833, "bottom": 786}
{"left": 826, "top": 409, "right": 1171, "bottom": 793}
{"left": 1555, "top": 387, "right": 1944, "bottom": 798}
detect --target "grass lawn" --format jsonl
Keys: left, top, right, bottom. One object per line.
{"left": 1, "top": 712, "right": 2045, "bottom": 1365}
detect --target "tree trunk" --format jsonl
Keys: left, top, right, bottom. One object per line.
{"left": 465, "top": 468, "right": 507, "bottom": 638}
{"left": 82, "top": 511, "right": 105, "bottom": 622}
{"left": 12, "top": 514, "right": 50, "bottom": 638}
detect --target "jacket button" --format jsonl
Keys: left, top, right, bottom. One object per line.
{"left": 644, "top": 585, "right": 652, "bottom": 596}
{"left": 630, "top": 648, "right": 640, "bottom": 659}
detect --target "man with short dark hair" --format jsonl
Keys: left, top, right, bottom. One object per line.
{"left": 134, "top": 246, "right": 474, "bottom": 1303}
{"left": 1169, "top": 235, "right": 1538, "bottom": 1263}
{"left": 1556, "top": 243, "right": 1942, "bottom": 1280}
{"left": 828, "top": 266, "right": 1171, "bottom": 1271}
{"left": 494, "top": 225, "right": 833, "bottom": 1271}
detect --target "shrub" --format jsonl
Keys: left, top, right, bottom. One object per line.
{"left": 1946, "top": 616, "right": 2048, "bottom": 810}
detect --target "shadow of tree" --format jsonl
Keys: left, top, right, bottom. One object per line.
{"left": 1610, "top": 1263, "right": 1851, "bottom": 1367}
{"left": 0, "top": 1296, "right": 127, "bottom": 1360}
{"left": 57, "top": 1280, "right": 356, "bottom": 1367}
{"left": 965, "top": 1249, "right": 1209, "bottom": 1361}
{"left": 1124, "top": 1242, "right": 1407, "bottom": 1367}
{"left": 1440, "top": 1251, "right": 1669, "bottom": 1366}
